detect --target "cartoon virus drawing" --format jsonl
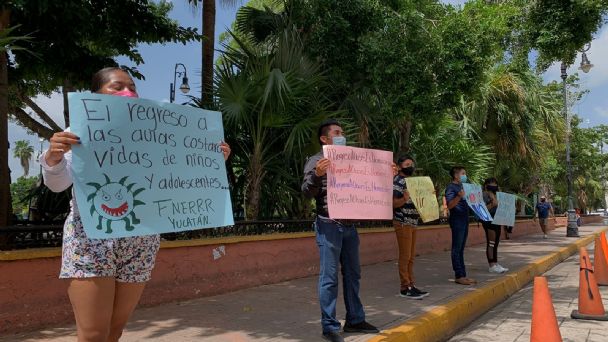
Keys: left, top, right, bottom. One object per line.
{"left": 86, "top": 174, "right": 146, "bottom": 234}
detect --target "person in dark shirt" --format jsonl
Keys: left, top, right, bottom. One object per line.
{"left": 445, "top": 166, "right": 477, "bottom": 285}
{"left": 533, "top": 196, "right": 555, "bottom": 239}
{"left": 481, "top": 178, "right": 508, "bottom": 274}
{"left": 392, "top": 155, "right": 429, "bottom": 300}
{"left": 301, "top": 119, "right": 379, "bottom": 342}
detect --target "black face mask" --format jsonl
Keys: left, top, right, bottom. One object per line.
{"left": 540, "top": 199, "right": 546, "bottom": 202}
{"left": 486, "top": 185, "right": 498, "bottom": 193}
{"left": 401, "top": 166, "right": 415, "bottom": 176}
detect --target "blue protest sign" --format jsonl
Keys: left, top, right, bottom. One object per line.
{"left": 492, "top": 192, "right": 516, "bottom": 226}
{"left": 69, "top": 93, "right": 234, "bottom": 238}
{"left": 462, "top": 183, "right": 493, "bottom": 222}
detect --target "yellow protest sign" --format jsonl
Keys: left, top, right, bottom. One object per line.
{"left": 404, "top": 176, "right": 439, "bottom": 223}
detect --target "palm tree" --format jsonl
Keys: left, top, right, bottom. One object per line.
{"left": 214, "top": 25, "right": 338, "bottom": 219}
{"left": 187, "top": 0, "right": 240, "bottom": 107}
{"left": 13, "top": 140, "right": 34, "bottom": 177}
{"left": 450, "top": 64, "right": 565, "bottom": 193}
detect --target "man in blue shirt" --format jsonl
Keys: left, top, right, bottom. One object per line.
{"left": 534, "top": 196, "right": 555, "bottom": 239}
{"left": 445, "top": 166, "right": 476, "bottom": 285}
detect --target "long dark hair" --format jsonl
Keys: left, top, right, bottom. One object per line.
{"left": 484, "top": 177, "right": 498, "bottom": 190}
{"left": 91, "top": 67, "right": 126, "bottom": 92}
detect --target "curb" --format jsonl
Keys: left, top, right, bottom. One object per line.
{"left": 367, "top": 228, "right": 607, "bottom": 342}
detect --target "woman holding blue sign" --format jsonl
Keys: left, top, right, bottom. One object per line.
{"left": 41, "top": 67, "right": 231, "bottom": 342}
{"left": 481, "top": 178, "right": 508, "bottom": 274}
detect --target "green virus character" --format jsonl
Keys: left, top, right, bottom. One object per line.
{"left": 86, "top": 174, "right": 145, "bottom": 234}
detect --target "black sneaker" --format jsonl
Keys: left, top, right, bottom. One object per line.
{"left": 399, "top": 288, "right": 424, "bottom": 300}
{"left": 410, "top": 286, "right": 429, "bottom": 297}
{"left": 322, "top": 331, "right": 344, "bottom": 342}
{"left": 343, "top": 321, "right": 380, "bottom": 334}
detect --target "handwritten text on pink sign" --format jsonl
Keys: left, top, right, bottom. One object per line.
{"left": 323, "top": 145, "right": 393, "bottom": 220}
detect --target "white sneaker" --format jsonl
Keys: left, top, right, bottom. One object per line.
{"left": 489, "top": 264, "right": 506, "bottom": 274}
{"left": 543, "top": 234, "right": 548, "bottom": 239}
{"left": 497, "top": 264, "right": 509, "bottom": 273}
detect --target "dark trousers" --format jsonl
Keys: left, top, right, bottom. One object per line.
{"left": 481, "top": 221, "right": 501, "bottom": 264}
{"left": 449, "top": 217, "right": 469, "bottom": 279}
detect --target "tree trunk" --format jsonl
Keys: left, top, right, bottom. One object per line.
{"left": 398, "top": 119, "right": 412, "bottom": 155}
{"left": 0, "top": 9, "right": 12, "bottom": 228}
{"left": 201, "top": 0, "right": 215, "bottom": 107}
{"left": 62, "top": 79, "right": 75, "bottom": 127}
{"left": 245, "top": 147, "right": 264, "bottom": 220}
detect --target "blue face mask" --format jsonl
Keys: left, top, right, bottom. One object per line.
{"left": 460, "top": 174, "right": 468, "bottom": 183}
{"left": 332, "top": 136, "right": 346, "bottom": 146}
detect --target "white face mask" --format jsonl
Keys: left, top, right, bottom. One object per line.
{"left": 332, "top": 136, "right": 346, "bottom": 146}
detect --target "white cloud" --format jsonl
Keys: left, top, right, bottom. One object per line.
{"left": 594, "top": 106, "right": 608, "bottom": 118}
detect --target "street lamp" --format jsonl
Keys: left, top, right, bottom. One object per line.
{"left": 579, "top": 44, "right": 594, "bottom": 74}
{"left": 562, "top": 43, "right": 593, "bottom": 237}
{"left": 169, "top": 63, "right": 190, "bottom": 103}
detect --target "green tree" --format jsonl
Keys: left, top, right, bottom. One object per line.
{"left": 12, "top": 139, "right": 34, "bottom": 177}
{"left": 1, "top": 0, "right": 199, "bottom": 226}
{"left": 523, "top": 0, "right": 608, "bottom": 70}
{"left": 214, "top": 26, "right": 339, "bottom": 219}
{"left": 10, "top": 176, "right": 38, "bottom": 219}
{"left": 7, "top": 0, "right": 199, "bottom": 137}
{"left": 450, "top": 64, "right": 565, "bottom": 194}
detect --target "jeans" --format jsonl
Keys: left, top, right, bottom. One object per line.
{"left": 449, "top": 216, "right": 469, "bottom": 279}
{"left": 315, "top": 217, "right": 365, "bottom": 333}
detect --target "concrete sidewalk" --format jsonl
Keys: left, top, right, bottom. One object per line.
{"left": 448, "top": 241, "right": 608, "bottom": 342}
{"left": 2, "top": 223, "right": 606, "bottom": 342}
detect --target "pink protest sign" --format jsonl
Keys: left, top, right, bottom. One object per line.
{"left": 323, "top": 145, "right": 394, "bottom": 220}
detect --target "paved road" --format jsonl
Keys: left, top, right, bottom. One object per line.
{"left": 448, "top": 242, "right": 608, "bottom": 342}
{"left": 2, "top": 225, "right": 605, "bottom": 342}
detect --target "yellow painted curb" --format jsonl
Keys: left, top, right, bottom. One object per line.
{"left": 367, "top": 228, "right": 607, "bottom": 342}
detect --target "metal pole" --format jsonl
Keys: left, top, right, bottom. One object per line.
{"left": 170, "top": 63, "right": 187, "bottom": 103}
{"left": 170, "top": 64, "right": 178, "bottom": 103}
{"left": 562, "top": 62, "right": 579, "bottom": 237}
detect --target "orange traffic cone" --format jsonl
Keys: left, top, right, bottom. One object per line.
{"left": 530, "top": 277, "right": 562, "bottom": 342}
{"left": 571, "top": 247, "right": 608, "bottom": 321}
{"left": 593, "top": 233, "right": 608, "bottom": 286}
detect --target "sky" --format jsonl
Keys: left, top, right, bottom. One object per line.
{"left": 7, "top": 0, "right": 608, "bottom": 181}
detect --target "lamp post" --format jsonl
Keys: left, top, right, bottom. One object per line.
{"left": 169, "top": 63, "right": 190, "bottom": 103}
{"left": 563, "top": 43, "right": 593, "bottom": 237}
{"left": 38, "top": 137, "right": 44, "bottom": 178}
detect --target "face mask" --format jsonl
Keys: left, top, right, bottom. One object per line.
{"left": 540, "top": 199, "right": 546, "bottom": 202}
{"left": 401, "top": 166, "right": 415, "bottom": 176}
{"left": 459, "top": 175, "right": 468, "bottom": 183}
{"left": 332, "top": 136, "right": 346, "bottom": 146}
{"left": 113, "top": 89, "right": 138, "bottom": 98}
{"left": 487, "top": 185, "right": 498, "bottom": 193}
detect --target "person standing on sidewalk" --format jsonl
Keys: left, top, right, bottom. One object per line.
{"left": 445, "top": 166, "right": 477, "bottom": 285}
{"left": 533, "top": 196, "right": 555, "bottom": 239}
{"left": 301, "top": 119, "right": 380, "bottom": 342}
{"left": 392, "top": 155, "right": 429, "bottom": 299}
{"left": 40, "top": 67, "right": 232, "bottom": 342}
{"left": 481, "top": 178, "right": 508, "bottom": 274}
